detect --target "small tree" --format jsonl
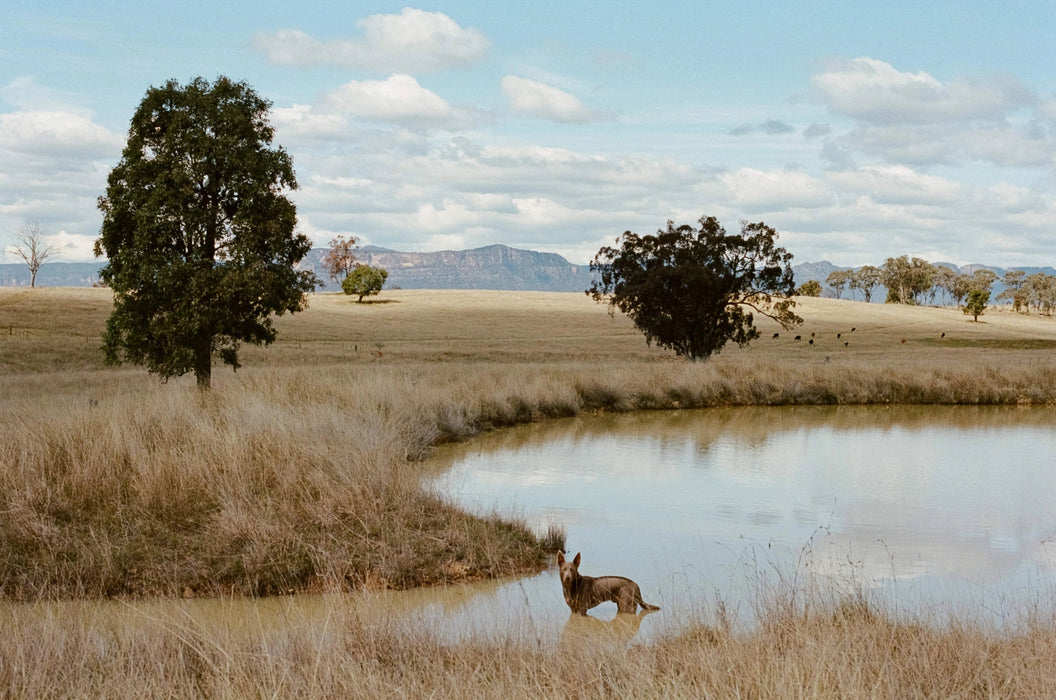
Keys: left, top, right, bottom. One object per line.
{"left": 8, "top": 221, "right": 58, "bottom": 287}
{"left": 1022, "top": 272, "right": 1056, "bottom": 315}
{"left": 342, "top": 265, "right": 388, "bottom": 301}
{"left": 825, "top": 269, "right": 853, "bottom": 299}
{"left": 95, "top": 76, "right": 318, "bottom": 389}
{"left": 587, "top": 216, "right": 802, "bottom": 360}
{"left": 796, "top": 280, "right": 822, "bottom": 297}
{"left": 963, "top": 288, "right": 989, "bottom": 322}
{"left": 850, "top": 265, "right": 883, "bottom": 302}
{"left": 932, "top": 265, "right": 957, "bottom": 306}
{"left": 998, "top": 269, "right": 1027, "bottom": 311}
{"left": 322, "top": 235, "right": 359, "bottom": 282}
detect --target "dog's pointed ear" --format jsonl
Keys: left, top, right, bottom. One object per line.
{"left": 573, "top": 552, "right": 581, "bottom": 567}
{"left": 557, "top": 551, "right": 565, "bottom": 565}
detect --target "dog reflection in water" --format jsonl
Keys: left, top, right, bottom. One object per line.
{"left": 557, "top": 551, "right": 659, "bottom": 647}
{"left": 559, "top": 607, "right": 655, "bottom": 648}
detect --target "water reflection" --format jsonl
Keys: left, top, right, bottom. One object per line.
{"left": 8, "top": 407, "right": 1053, "bottom": 646}
{"left": 427, "top": 405, "right": 1056, "bottom": 638}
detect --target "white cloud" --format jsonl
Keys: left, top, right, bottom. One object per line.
{"left": 809, "top": 58, "right": 1056, "bottom": 168}
{"left": 501, "top": 75, "right": 606, "bottom": 123}
{"left": 271, "top": 104, "right": 356, "bottom": 143}
{"left": 960, "top": 125, "right": 1056, "bottom": 167}
{"left": 0, "top": 109, "right": 123, "bottom": 157}
{"left": 274, "top": 75, "right": 484, "bottom": 132}
{"left": 825, "top": 166, "right": 962, "bottom": 205}
{"left": 50, "top": 230, "right": 98, "bottom": 260}
{"left": 812, "top": 57, "right": 1034, "bottom": 125}
{"left": 1, "top": 76, "right": 84, "bottom": 112}
{"left": 251, "top": 8, "right": 488, "bottom": 73}
{"left": 326, "top": 74, "right": 454, "bottom": 124}
{"left": 0, "top": 107, "right": 122, "bottom": 258}
{"left": 719, "top": 168, "right": 833, "bottom": 212}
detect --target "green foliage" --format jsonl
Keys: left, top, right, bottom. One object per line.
{"left": 95, "top": 76, "right": 318, "bottom": 388}
{"left": 342, "top": 265, "right": 389, "bottom": 301}
{"left": 963, "top": 288, "right": 990, "bottom": 321}
{"left": 883, "top": 256, "right": 936, "bottom": 304}
{"left": 797, "top": 280, "right": 823, "bottom": 297}
{"left": 849, "top": 265, "right": 883, "bottom": 302}
{"left": 587, "top": 216, "right": 802, "bottom": 360}
{"left": 952, "top": 269, "right": 997, "bottom": 307}
{"left": 825, "top": 270, "right": 852, "bottom": 298}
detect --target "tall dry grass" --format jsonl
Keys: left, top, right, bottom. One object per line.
{"left": 3, "top": 583, "right": 1056, "bottom": 698}
{"left": 4, "top": 287, "right": 1056, "bottom": 696}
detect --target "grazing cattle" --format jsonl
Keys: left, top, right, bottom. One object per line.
{"left": 794, "top": 335, "right": 801, "bottom": 341}
{"left": 772, "top": 332, "right": 779, "bottom": 339}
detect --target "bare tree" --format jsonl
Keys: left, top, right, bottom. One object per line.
{"left": 321, "top": 235, "right": 359, "bottom": 282}
{"left": 8, "top": 221, "right": 58, "bottom": 287}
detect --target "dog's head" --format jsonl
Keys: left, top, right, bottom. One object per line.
{"left": 557, "top": 551, "right": 581, "bottom": 585}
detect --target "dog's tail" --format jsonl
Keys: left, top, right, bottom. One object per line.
{"left": 637, "top": 591, "right": 660, "bottom": 612}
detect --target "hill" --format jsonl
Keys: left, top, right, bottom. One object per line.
{"left": 4, "top": 247, "right": 1052, "bottom": 296}
{"left": 1, "top": 244, "right": 596, "bottom": 293}
{"left": 301, "top": 244, "right": 596, "bottom": 292}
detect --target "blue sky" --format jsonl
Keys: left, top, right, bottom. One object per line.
{"left": 3, "top": 1, "right": 1055, "bottom": 267}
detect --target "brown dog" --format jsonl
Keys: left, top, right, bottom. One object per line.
{"left": 557, "top": 551, "right": 660, "bottom": 615}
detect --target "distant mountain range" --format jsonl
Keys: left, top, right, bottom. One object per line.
{"left": 2, "top": 246, "right": 1053, "bottom": 297}
{"left": 302, "top": 244, "right": 597, "bottom": 292}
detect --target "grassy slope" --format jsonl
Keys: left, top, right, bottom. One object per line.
{"left": 4, "top": 287, "right": 1056, "bottom": 697}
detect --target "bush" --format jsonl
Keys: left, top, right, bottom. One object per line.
{"left": 342, "top": 265, "right": 389, "bottom": 301}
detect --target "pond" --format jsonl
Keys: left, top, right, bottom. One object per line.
{"left": 421, "top": 405, "right": 1056, "bottom": 642}
{"left": 7, "top": 406, "right": 1055, "bottom": 647}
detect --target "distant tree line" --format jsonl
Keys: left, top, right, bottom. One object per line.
{"left": 808, "top": 256, "right": 1056, "bottom": 315}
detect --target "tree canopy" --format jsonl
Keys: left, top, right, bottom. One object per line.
{"left": 95, "top": 76, "right": 318, "bottom": 389}
{"left": 796, "top": 280, "right": 822, "bottom": 297}
{"left": 342, "top": 265, "right": 389, "bottom": 302}
{"left": 587, "top": 216, "right": 801, "bottom": 360}
{"left": 882, "top": 256, "right": 936, "bottom": 304}
{"left": 963, "top": 288, "right": 990, "bottom": 322}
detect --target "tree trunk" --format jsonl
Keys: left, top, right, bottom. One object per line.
{"left": 194, "top": 340, "right": 212, "bottom": 390}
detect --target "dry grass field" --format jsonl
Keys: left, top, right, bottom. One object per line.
{"left": 3, "top": 286, "right": 1056, "bottom": 698}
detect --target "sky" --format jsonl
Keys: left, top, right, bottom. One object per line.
{"left": 2, "top": 1, "right": 1056, "bottom": 268}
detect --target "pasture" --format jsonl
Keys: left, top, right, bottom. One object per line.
{"left": 3, "top": 286, "right": 1056, "bottom": 697}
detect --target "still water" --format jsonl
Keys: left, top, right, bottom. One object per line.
{"left": 9, "top": 406, "right": 1056, "bottom": 646}
{"left": 422, "top": 405, "right": 1056, "bottom": 641}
